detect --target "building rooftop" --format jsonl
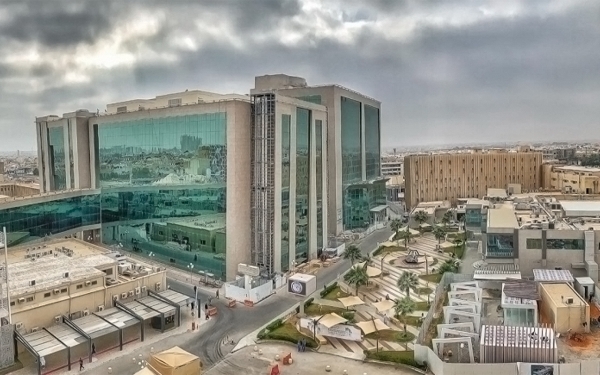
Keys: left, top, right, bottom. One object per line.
{"left": 487, "top": 208, "right": 519, "bottom": 229}
{"left": 560, "top": 200, "right": 600, "bottom": 217}
{"left": 533, "top": 269, "right": 574, "bottom": 283}
{"left": 555, "top": 165, "right": 600, "bottom": 173}
{"left": 486, "top": 188, "right": 508, "bottom": 199}
{"left": 539, "top": 283, "right": 586, "bottom": 307}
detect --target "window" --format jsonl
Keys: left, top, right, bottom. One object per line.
{"left": 60, "top": 288, "right": 67, "bottom": 293}
{"left": 547, "top": 238, "right": 584, "bottom": 250}
{"left": 116, "top": 106, "right": 127, "bottom": 113}
{"left": 526, "top": 238, "right": 542, "bottom": 249}
{"left": 76, "top": 284, "right": 83, "bottom": 290}
{"left": 168, "top": 98, "right": 182, "bottom": 107}
{"left": 91, "top": 280, "right": 98, "bottom": 285}
{"left": 26, "top": 296, "right": 34, "bottom": 302}
{"left": 44, "top": 292, "right": 51, "bottom": 298}
{"left": 10, "top": 301, "right": 15, "bottom": 306}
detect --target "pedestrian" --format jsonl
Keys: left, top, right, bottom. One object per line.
{"left": 79, "top": 358, "right": 84, "bottom": 371}
{"left": 191, "top": 302, "right": 195, "bottom": 311}
{"left": 216, "top": 289, "right": 219, "bottom": 299}
{"left": 92, "top": 342, "right": 96, "bottom": 355}
{"left": 204, "top": 303, "right": 208, "bottom": 311}
{"left": 297, "top": 339, "right": 301, "bottom": 352}
{"left": 302, "top": 338, "right": 306, "bottom": 352}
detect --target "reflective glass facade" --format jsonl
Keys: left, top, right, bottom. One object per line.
{"left": 0, "top": 195, "right": 100, "bottom": 245}
{"left": 341, "top": 97, "right": 362, "bottom": 184}
{"left": 297, "top": 95, "right": 322, "bottom": 105}
{"left": 465, "top": 208, "right": 483, "bottom": 227}
{"left": 343, "top": 181, "right": 387, "bottom": 230}
{"left": 546, "top": 238, "right": 584, "bottom": 250}
{"left": 315, "top": 120, "right": 323, "bottom": 251}
{"left": 67, "top": 120, "right": 75, "bottom": 189}
{"left": 48, "top": 127, "right": 66, "bottom": 191}
{"left": 486, "top": 234, "right": 514, "bottom": 258}
{"left": 281, "top": 114, "right": 291, "bottom": 271}
{"left": 96, "top": 113, "right": 227, "bottom": 187}
{"left": 295, "top": 108, "right": 310, "bottom": 263}
{"left": 364, "top": 105, "right": 380, "bottom": 180}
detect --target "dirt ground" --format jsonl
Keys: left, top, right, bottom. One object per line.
{"left": 558, "top": 305, "right": 600, "bottom": 362}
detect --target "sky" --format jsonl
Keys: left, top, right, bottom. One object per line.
{"left": 0, "top": 0, "right": 599, "bottom": 151}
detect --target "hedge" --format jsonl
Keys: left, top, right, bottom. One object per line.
{"left": 320, "top": 282, "right": 338, "bottom": 298}
{"left": 304, "top": 297, "right": 315, "bottom": 309}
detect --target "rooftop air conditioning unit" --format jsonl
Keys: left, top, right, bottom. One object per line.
{"left": 112, "top": 295, "right": 119, "bottom": 302}
{"left": 141, "top": 286, "right": 147, "bottom": 294}
{"left": 18, "top": 298, "right": 25, "bottom": 303}
{"left": 128, "top": 290, "right": 134, "bottom": 297}
{"left": 31, "top": 327, "right": 39, "bottom": 333}
{"left": 135, "top": 287, "right": 141, "bottom": 295}
{"left": 155, "top": 282, "right": 161, "bottom": 291}
{"left": 54, "top": 316, "right": 61, "bottom": 324}
{"left": 121, "top": 292, "right": 127, "bottom": 299}
{"left": 85, "top": 281, "right": 91, "bottom": 286}
{"left": 15, "top": 322, "right": 23, "bottom": 330}
{"left": 83, "top": 310, "right": 89, "bottom": 316}
{"left": 54, "top": 289, "right": 60, "bottom": 294}
{"left": 98, "top": 305, "right": 104, "bottom": 312}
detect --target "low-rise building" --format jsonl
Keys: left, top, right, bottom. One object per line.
{"left": 6, "top": 239, "right": 167, "bottom": 333}
{"left": 542, "top": 164, "right": 600, "bottom": 194}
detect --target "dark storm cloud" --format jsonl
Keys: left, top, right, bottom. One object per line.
{"left": 1, "top": 0, "right": 600, "bottom": 150}
{"left": 0, "top": 1, "right": 115, "bottom": 48}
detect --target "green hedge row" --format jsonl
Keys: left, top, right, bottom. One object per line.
{"left": 304, "top": 297, "right": 314, "bottom": 309}
{"left": 320, "top": 282, "right": 338, "bottom": 298}
{"left": 257, "top": 318, "right": 284, "bottom": 340}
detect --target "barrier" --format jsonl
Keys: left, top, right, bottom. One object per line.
{"left": 282, "top": 353, "right": 292, "bottom": 365}
{"left": 228, "top": 299, "right": 236, "bottom": 308}
{"left": 244, "top": 299, "right": 254, "bottom": 307}
{"left": 208, "top": 307, "right": 218, "bottom": 316}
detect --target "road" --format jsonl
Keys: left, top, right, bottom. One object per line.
{"left": 78, "top": 227, "right": 393, "bottom": 374}
{"left": 164, "top": 227, "right": 393, "bottom": 369}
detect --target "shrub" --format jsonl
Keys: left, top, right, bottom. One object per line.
{"left": 304, "top": 298, "right": 315, "bottom": 309}
{"left": 265, "top": 318, "right": 283, "bottom": 332}
{"left": 341, "top": 312, "right": 355, "bottom": 321}
{"left": 319, "top": 282, "right": 338, "bottom": 298}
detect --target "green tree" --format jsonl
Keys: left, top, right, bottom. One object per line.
{"left": 438, "top": 259, "right": 460, "bottom": 274}
{"left": 432, "top": 225, "right": 447, "bottom": 244}
{"left": 397, "top": 271, "right": 419, "bottom": 299}
{"left": 452, "top": 237, "right": 464, "bottom": 257}
{"left": 345, "top": 264, "right": 369, "bottom": 296}
{"left": 394, "top": 297, "right": 416, "bottom": 333}
{"left": 344, "top": 245, "right": 362, "bottom": 265}
{"left": 413, "top": 210, "right": 429, "bottom": 230}
{"left": 396, "top": 229, "right": 411, "bottom": 249}
{"left": 441, "top": 210, "right": 453, "bottom": 226}
{"left": 390, "top": 219, "right": 403, "bottom": 246}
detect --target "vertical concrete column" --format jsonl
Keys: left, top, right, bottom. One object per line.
{"left": 542, "top": 229, "right": 547, "bottom": 268}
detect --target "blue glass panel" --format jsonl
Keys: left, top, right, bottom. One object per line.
{"left": 315, "top": 120, "right": 323, "bottom": 250}
{"left": 48, "top": 127, "right": 66, "bottom": 190}
{"left": 281, "top": 114, "right": 291, "bottom": 271}
{"left": 364, "top": 105, "right": 380, "bottom": 180}
{"left": 295, "top": 108, "right": 310, "bottom": 263}
{"left": 341, "top": 97, "right": 362, "bottom": 184}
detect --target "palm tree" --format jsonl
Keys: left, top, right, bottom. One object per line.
{"left": 394, "top": 297, "right": 416, "bottom": 333}
{"left": 396, "top": 229, "right": 411, "bottom": 249}
{"left": 432, "top": 225, "right": 447, "bottom": 244}
{"left": 362, "top": 253, "right": 373, "bottom": 266}
{"left": 397, "top": 271, "right": 419, "bottom": 299}
{"left": 441, "top": 210, "right": 453, "bottom": 226}
{"left": 413, "top": 210, "right": 429, "bottom": 230}
{"left": 452, "top": 237, "right": 464, "bottom": 257}
{"left": 390, "top": 219, "right": 403, "bottom": 242}
{"left": 345, "top": 264, "right": 369, "bottom": 296}
{"left": 344, "top": 245, "right": 362, "bottom": 265}
{"left": 438, "top": 258, "right": 460, "bottom": 274}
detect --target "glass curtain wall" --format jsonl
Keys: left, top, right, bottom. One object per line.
{"left": 67, "top": 120, "right": 75, "bottom": 189}
{"left": 341, "top": 97, "right": 362, "bottom": 229}
{"left": 0, "top": 195, "right": 100, "bottom": 245}
{"left": 281, "top": 114, "right": 291, "bottom": 271}
{"left": 364, "top": 105, "right": 381, "bottom": 180}
{"left": 48, "top": 127, "right": 66, "bottom": 191}
{"left": 486, "top": 234, "right": 514, "bottom": 257}
{"left": 96, "top": 113, "right": 227, "bottom": 187}
{"left": 315, "top": 120, "right": 323, "bottom": 252}
{"left": 295, "top": 108, "right": 310, "bottom": 263}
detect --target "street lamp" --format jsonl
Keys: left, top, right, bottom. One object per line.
{"left": 380, "top": 253, "right": 391, "bottom": 279}
{"left": 187, "top": 263, "right": 194, "bottom": 282}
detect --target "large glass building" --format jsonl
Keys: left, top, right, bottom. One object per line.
{"left": 30, "top": 92, "right": 252, "bottom": 280}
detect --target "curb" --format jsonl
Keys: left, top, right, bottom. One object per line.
{"left": 363, "top": 357, "right": 427, "bottom": 374}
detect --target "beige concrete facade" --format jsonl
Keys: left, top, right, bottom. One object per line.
{"left": 0, "top": 183, "right": 40, "bottom": 199}
{"left": 539, "top": 283, "right": 589, "bottom": 333}
{"left": 404, "top": 150, "right": 542, "bottom": 209}
{"left": 7, "top": 239, "right": 167, "bottom": 332}
{"left": 542, "top": 164, "right": 600, "bottom": 194}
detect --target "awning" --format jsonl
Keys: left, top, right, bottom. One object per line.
{"left": 370, "top": 205, "right": 388, "bottom": 213}
{"left": 399, "top": 227, "right": 420, "bottom": 236}
{"left": 319, "top": 313, "right": 348, "bottom": 328}
{"left": 21, "top": 330, "right": 65, "bottom": 357}
{"left": 46, "top": 324, "right": 87, "bottom": 348}
{"left": 439, "top": 241, "right": 455, "bottom": 249}
{"left": 353, "top": 262, "right": 382, "bottom": 278}
{"left": 157, "top": 290, "right": 194, "bottom": 307}
{"left": 122, "top": 300, "right": 161, "bottom": 320}
{"left": 134, "top": 367, "right": 157, "bottom": 375}
{"left": 356, "top": 319, "right": 390, "bottom": 335}
{"left": 138, "top": 296, "right": 176, "bottom": 317}
{"left": 70, "top": 314, "right": 118, "bottom": 339}
{"left": 96, "top": 307, "right": 139, "bottom": 329}
{"left": 420, "top": 223, "right": 432, "bottom": 228}
{"left": 373, "top": 300, "right": 395, "bottom": 313}
{"left": 338, "top": 296, "right": 365, "bottom": 308}
{"left": 533, "top": 269, "right": 574, "bottom": 283}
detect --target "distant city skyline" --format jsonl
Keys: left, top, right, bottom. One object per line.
{"left": 1, "top": 0, "right": 599, "bottom": 150}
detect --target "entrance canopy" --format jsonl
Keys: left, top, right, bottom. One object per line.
{"left": 319, "top": 313, "right": 348, "bottom": 328}
{"left": 70, "top": 314, "right": 118, "bottom": 339}
{"left": 373, "top": 300, "right": 395, "bottom": 313}
{"left": 158, "top": 290, "right": 194, "bottom": 307}
{"left": 138, "top": 296, "right": 176, "bottom": 317}
{"left": 122, "top": 300, "right": 161, "bottom": 320}
{"left": 20, "top": 330, "right": 65, "bottom": 357}
{"left": 46, "top": 324, "right": 87, "bottom": 348}
{"left": 96, "top": 307, "right": 139, "bottom": 329}
{"left": 370, "top": 205, "right": 388, "bottom": 213}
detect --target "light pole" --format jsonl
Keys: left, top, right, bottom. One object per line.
{"left": 380, "top": 253, "right": 391, "bottom": 279}
{"left": 187, "top": 263, "right": 194, "bottom": 282}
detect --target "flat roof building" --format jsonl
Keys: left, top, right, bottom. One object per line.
{"left": 539, "top": 282, "right": 589, "bottom": 333}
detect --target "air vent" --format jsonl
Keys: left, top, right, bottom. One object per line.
{"left": 121, "top": 292, "right": 127, "bottom": 299}
{"left": 54, "top": 316, "right": 61, "bottom": 324}
{"left": 98, "top": 305, "right": 104, "bottom": 312}
{"left": 83, "top": 310, "right": 89, "bottom": 316}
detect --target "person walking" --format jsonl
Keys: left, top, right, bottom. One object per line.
{"left": 302, "top": 338, "right": 306, "bottom": 352}
{"left": 216, "top": 289, "right": 219, "bottom": 299}
{"left": 79, "top": 358, "right": 84, "bottom": 371}
{"left": 92, "top": 343, "right": 96, "bottom": 355}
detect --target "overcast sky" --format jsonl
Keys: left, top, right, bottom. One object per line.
{"left": 0, "top": 0, "right": 599, "bottom": 151}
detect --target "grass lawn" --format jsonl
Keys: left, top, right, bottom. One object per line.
{"left": 321, "top": 286, "right": 351, "bottom": 301}
{"left": 373, "top": 245, "right": 406, "bottom": 257}
{"left": 365, "top": 350, "right": 424, "bottom": 369}
{"left": 443, "top": 246, "right": 465, "bottom": 259}
{"left": 417, "top": 287, "right": 434, "bottom": 295}
{"left": 419, "top": 273, "right": 442, "bottom": 283}
{"left": 414, "top": 301, "right": 430, "bottom": 311}
{"left": 264, "top": 322, "right": 318, "bottom": 348}
{"left": 400, "top": 315, "right": 422, "bottom": 327}
{"left": 366, "top": 330, "right": 415, "bottom": 343}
